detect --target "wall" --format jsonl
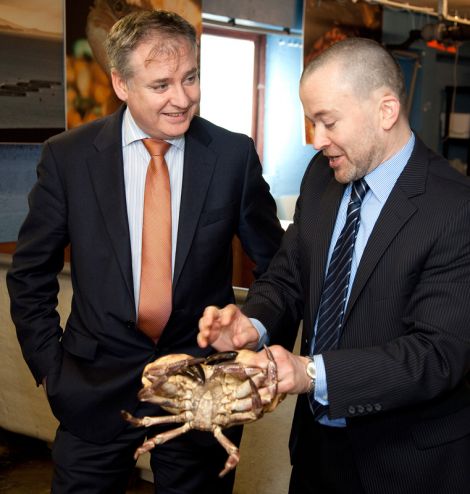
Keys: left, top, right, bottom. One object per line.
{"left": 2, "top": 4, "right": 470, "bottom": 242}
{"left": 262, "top": 34, "right": 316, "bottom": 198}
{"left": 382, "top": 8, "right": 470, "bottom": 153}
{"left": 203, "top": 0, "right": 299, "bottom": 29}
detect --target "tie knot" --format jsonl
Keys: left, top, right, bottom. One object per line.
{"left": 351, "top": 178, "right": 369, "bottom": 205}
{"left": 143, "top": 138, "right": 170, "bottom": 157}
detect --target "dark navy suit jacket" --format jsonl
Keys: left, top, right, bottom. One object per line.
{"left": 243, "top": 137, "right": 470, "bottom": 494}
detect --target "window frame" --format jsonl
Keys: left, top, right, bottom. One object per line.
{"left": 201, "top": 26, "right": 266, "bottom": 158}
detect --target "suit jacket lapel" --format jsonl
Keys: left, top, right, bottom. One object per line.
{"left": 87, "top": 107, "right": 134, "bottom": 306}
{"left": 344, "top": 137, "right": 427, "bottom": 323}
{"left": 173, "top": 118, "right": 216, "bottom": 289}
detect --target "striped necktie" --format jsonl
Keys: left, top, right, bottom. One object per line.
{"left": 310, "top": 178, "right": 369, "bottom": 418}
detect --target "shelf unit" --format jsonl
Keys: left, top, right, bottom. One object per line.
{"left": 442, "top": 86, "right": 470, "bottom": 176}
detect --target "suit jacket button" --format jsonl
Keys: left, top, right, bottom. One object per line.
{"left": 348, "top": 406, "right": 356, "bottom": 415}
{"left": 126, "top": 320, "right": 135, "bottom": 329}
{"left": 357, "top": 405, "right": 365, "bottom": 414}
{"left": 365, "top": 404, "right": 373, "bottom": 413}
{"left": 374, "top": 403, "right": 382, "bottom": 412}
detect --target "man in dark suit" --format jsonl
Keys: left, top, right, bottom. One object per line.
{"left": 198, "top": 37, "right": 470, "bottom": 494}
{"left": 6, "top": 10, "right": 283, "bottom": 494}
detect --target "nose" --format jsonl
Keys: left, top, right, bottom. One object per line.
{"left": 170, "top": 83, "right": 191, "bottom": 108}
{"left": 312, "top": 126, "right": 330, "bottom": 151}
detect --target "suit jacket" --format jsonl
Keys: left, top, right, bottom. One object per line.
{"left": 7, "top": 107, "right": 283, "bottom": 444}
{"left": 242, "top": 137, "right": 470, "bottom": 494}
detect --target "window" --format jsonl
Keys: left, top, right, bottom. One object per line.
{"left": 199, "top": 28, "right": 264, "bottom": 147}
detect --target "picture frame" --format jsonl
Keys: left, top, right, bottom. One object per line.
{"left": 0, "top": 0, "right": 65, "bottom": 143}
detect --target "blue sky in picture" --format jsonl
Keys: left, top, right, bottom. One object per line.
{"left": 0, "top": 144, "right": 40, "bottom": 242}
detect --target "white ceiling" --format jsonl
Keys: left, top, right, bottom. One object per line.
{"left": 367, "top": 0, "right": 470, "bottom": 25}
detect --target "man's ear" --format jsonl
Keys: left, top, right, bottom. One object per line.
{"left": 380, "top": 94, "right": 400, "bottom": 131}
{"left": 110, "top": 69, "right": 128, "bottom": 102}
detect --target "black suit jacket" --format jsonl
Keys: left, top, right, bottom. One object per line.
{"left": 7, "top": 107, "right": 283, "bottom": 443}
{"left": 243, "top": 137, "right": 470, "bottom": 493}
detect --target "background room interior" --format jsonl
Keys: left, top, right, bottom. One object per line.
{"left": 1, "top": 0, "right": 470, "bottom": 492}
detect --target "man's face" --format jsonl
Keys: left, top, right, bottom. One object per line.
{"left": 112, "top": 37, "right": 200, "bottom": 139}
{"left": 300, "top": 63, "right": 383, "bottom": 184}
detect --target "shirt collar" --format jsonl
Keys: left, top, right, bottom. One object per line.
{"left": 121, "top": 107, "right": 185, "bottom": 151}
{"left": 364, "top": 132, "right": 415, "bottom": 205}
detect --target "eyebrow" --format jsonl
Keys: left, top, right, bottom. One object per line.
{"left": 310, "top": 109, "right": 340, "bottom": 122}
{"left": 313, "top": 110, "right": 332, "bottom": 119}
{"left": 151, "top": 68, "right": 198, "bottom": 85}
{"left": 183, "top": 68, "right": 199, "bottom": 78}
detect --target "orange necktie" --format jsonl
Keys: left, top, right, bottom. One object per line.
{"left": 138, "top": 138, "right": 172, "bottom": 341}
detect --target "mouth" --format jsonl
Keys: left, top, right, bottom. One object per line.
{"left": 325, "top": 154, "right": 342, "bottom": 167}
{"left": 162, "top": 110, "right": 188, "bottom": 119}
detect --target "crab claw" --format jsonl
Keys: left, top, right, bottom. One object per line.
{"left": 204, "top": 351, "right": 238, "bottom": 365}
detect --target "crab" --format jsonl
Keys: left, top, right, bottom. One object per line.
{"left": 122, "top": 346, "right": 285, "bottom": 477}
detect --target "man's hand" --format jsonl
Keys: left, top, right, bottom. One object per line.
{"left": 239, "top": 345, "right": 312, "bottom": 395}
{"left": 197, "top": 304, "right": 260, "bottom": 351}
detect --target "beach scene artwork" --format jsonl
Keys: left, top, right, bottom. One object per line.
{"left": 0, "top": 0, "right": 65, "bottom": 142}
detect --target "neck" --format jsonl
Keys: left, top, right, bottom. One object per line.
{"left": 381, "top": 118, "right": 412, "bottom": 164}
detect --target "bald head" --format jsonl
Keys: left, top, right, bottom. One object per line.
{"left": 301, "top": 37, "right": 407, "bottom": 107}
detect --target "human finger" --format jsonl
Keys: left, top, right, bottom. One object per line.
{"left": 197, "top": 306, "right": 222, "bottom": 348}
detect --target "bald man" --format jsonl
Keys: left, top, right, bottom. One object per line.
{"left": 198, "top": 37, "right": 470, "bottom": 494}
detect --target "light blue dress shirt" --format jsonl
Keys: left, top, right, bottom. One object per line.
{"left": 121, "top": 108, "right": 185, "bottom": 312}
{"left": 254, "top": 132, "right": 415, "bottom": 427}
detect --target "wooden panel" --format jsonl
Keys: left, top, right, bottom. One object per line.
{"left": 0, "top": 242, "right": 16, "bottom": 255}
{"left": 232, "top": 236, "right": 255, "bottom": 288}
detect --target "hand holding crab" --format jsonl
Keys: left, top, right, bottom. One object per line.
{"left": 122, "top": 346, "right": 285, "bottom": 477}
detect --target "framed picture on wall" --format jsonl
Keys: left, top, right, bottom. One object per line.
{"left": 0, "top": 0, "right": 65, "bottom": 143}
{"left": 302, "top": 0, "right": 382, "bottom": 144}
{"left": 65, "top": 0, "right": 202, "bottom": 130}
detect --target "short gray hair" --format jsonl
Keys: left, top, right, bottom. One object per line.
{"left": 301, "top": 37, "right": 407, "bottom": 106}
{"left": 104, "top": 10, "right": 197, "bottom": 81}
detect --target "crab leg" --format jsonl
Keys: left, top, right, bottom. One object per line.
{"left": 121, "top": 410, "right": 190, "bottom": 428}
{"left": 212, "top": 425, "right": 240, "bottom": 477}
{"left": 134, "top": 422, "right": 193, "bottom": 459}
{"left": 138, "top": 387, "right": 193, "bottom": 409}
{"left": 216, "top": 410, "right": 261, "bottom": 427}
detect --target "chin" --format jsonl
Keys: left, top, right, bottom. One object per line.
{"left": 167, "top": 122, "right": 192, "bottom": 138}
{"left": 333, "top": 171, "right": 350, "bottom": 184}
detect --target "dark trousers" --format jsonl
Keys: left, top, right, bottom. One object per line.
{"left": 51, "top": 404, "right": 242, "bottom": 494}
{"left": 289, "top": 419, "right": 365, "bottom": 494}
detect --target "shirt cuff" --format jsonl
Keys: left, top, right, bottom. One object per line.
{"left": 313, "top": 354, "right": 328, "bottom": 405}
{"left": 250, "top": 318, "right": 269, "bottom": 350}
